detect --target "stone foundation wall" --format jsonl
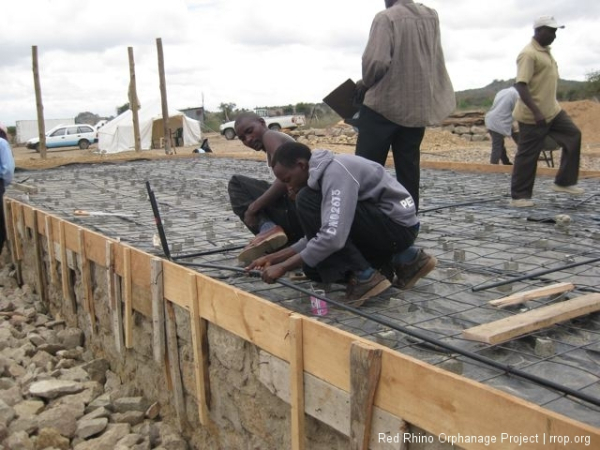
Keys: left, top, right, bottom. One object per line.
{"left": 16, "top": 222, "right": 350, "bottom": 449}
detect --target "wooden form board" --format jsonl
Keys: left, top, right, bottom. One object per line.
{"left": 464, "top": 294, "right": 600, "bottom": 344}
{"left": 7, "top": 198, "right": 600, "bottom": 449}
{"left": 489, "top": 282, "right": 574, "bottom": 308}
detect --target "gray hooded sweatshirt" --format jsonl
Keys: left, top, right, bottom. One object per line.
{"left": 291, "top": 150, "right": 419, "bottom": 267}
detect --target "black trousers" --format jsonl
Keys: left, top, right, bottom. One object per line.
{"left": 295, "top": 187, "right": 418, "bottom": 283}
{"left": 511, "top": 110, "right": 581, "bottom": 199}
{"left": 227, "top": 175, "right": 304, "bottom": 243}
{"left": 355, "top": 105, "right": 425, "bottom": 211}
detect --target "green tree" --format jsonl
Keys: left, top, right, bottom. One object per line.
{"left": 586, "top": 70, "right": 600, "bottom": 97}
{"left": 116, "top": 103, "right": 130, "bottom": 115}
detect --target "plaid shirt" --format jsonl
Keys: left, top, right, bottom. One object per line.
{"left": 362, "top": 0, "right": 455, "bottom": 127}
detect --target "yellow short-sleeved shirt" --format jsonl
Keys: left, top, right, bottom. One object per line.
{"left": 513, "top": 39, "right": 561, "bottom": 124}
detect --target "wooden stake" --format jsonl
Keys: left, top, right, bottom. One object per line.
{"left": 11, "top": 201, "right": 23, "bottom": 261}
{"left": 128, "top": 47, "right": 142, "bottom": 153}
{"left": 350, "top": 341, "right": 382, "bottom": 450}
{"left": 151, "top": 258, "right": 166, "bottom": 364}
{"left": 189, "top": 274, "right": 210, "bottom": 425}
{"left": 123, "top": 247, "right": 133, "bottom": 348}
{"left": 289, "top": 314, "right": 305, "bottom": 450}
{"left": 489, "top": 282, "right": 575, "bottom": 308}
{"left": 464, "top": 293, "right": 600, "bottom": 344}
{"left": 4, "top": 201, "right": 22, "bottom": 285}
{"left": 32, "top": 45, "right": 47, "bottom": 159}
{"left": 106, "top": 241, "right": 124, "bottom": 353}
{"left": 165, "top": 300, "right": 187, "bottom": 430}
{"left": 32, "top": 210, "right": 47, "bottom": 304}
{"left": 156, "top": 37, "right": 172, "bottom": 155}
{"left": 78, "top": 229, "right": 95, "bottom": 335}
{"left": 44, "top": 215, "right": 57, "bottom": 286}
{"left": 58, "top": 221, "right": 75, "bottom": 316}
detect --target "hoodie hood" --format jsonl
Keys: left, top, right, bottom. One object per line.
{"left": 307, "top": 150, "right": 335, "bottom": 190}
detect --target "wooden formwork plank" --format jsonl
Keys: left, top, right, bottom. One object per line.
{"left": 44, "top": 215, "right": 57, "bottom": 286}
{"left": 106, "top": 241, "right": 124, "bottom": 353}
{"left": 58, "top": 220, "right": 75, "bottom": 315}
{"left": 78, "top": 228, "right": 95, "bottom": 335}
{"left": 350, "top": 341, "right": 382, "bottom": 450}
{"left": 489, "top": 282, "right": 575, "bottom": 308}
{"left": 31, "top": 210, "right": 47, "bottom": 304}
{"left": 165, "top": 300, "right": 187, "bottom": 431}
{"left": 289, "top": 314, "right": 305, "bottom": 450}
{"left": 189, "top": 273, "right": 210, "bottom": 426}
{"left": 464, "top": 294, "right": 600, "bottom": 344}
{"left": 151, "top": 258, "right": 166, "bottom": 364}
{"left": 163, "top": 260, "right": 290, "bottom": 361}
{"left": 123, "top": 247, "right": 133, "bottom": 348}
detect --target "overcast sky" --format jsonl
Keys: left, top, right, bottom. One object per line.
{"left": 2, "top": 0, "right": 599, "bottom": 126}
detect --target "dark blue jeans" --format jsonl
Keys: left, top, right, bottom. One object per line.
{"left": 355, "top": 105, "right": 425, "bottom": 211}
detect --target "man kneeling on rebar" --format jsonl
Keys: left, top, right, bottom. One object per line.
{"left": 247, "top": 142, "right": 437, "bottom": 306}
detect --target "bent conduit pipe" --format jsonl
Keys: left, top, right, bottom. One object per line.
{"left": 179, "top": 261, "right": 600, "bottom": 410}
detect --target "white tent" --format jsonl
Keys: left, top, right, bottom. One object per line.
{"left": 98, "top": 100, "right": 201, "bottom": 153}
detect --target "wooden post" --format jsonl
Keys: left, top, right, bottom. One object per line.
{"left": 151, "top": 258, "right": 166, "bottom": 364}
{"left": 78, "top": 229, "right": 96, "bottom": 335}
{"left": 289, "top": 314, "right": 305, "bottom": 450}
{"left": 156, "top": 37, "right": 172, "bottom": 155}
{"left": 128, "top": 47, "right": 142, "bottom": 153}
{"left": 32, "top": 210, "right": 47, "bottom": 304}
{"left": 4, "top": 201, "right": 22, "bottom": 285}
{"left": 165, "top": 300, "right": 187, "bottom": 430}
{"left": 106, "top": 241, "right": 124, "bottom": 353}
{"left": 350, "top": 341, "right": 382, "bottom": 450}
{"left": 10, "top": 202, "right": 23, "bottom": 262}
{"left": 189, "top": 274, "right": 210, "bottom": 425}
{"left": 45, "top": 216, "right": 57, "bottom": 286}
{"left": 31, "top": 45, "right": 47, "bottom": 159}
{"left": 123, "top": 247, "right": 133, "bottom": 348}
{"left": 58, "top": 221, "right": 75, "bottom": 316}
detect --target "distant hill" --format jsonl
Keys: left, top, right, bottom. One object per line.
{"left": 455, "top": 78, "right": 588, "bottom": 110}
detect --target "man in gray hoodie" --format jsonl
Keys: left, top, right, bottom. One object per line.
{"left": 247, "top": 142, "right": 436, "bottom": 306}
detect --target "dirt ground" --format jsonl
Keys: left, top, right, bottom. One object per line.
{"left": 11, "top": 100, "right": 600, "bottom": 172}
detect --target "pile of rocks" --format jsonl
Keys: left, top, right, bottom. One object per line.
{"left": 0, "top": 263, "right": 189, "bottom": 450}
{"left": 291, "top": 124, "right": 357, "bottom": 147}
{"left": 441, "top": 110, "right": 490, "bottom": 142}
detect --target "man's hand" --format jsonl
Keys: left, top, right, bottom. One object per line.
{"left": 354, "top": 79, "right": 367, "bottom": 106}
{"left": 533, "top": 111, "right": 547, "bottom": 127}
{"left": 261, "top": 264, "right": 288, "bottom": 284}
{"left": 247, "top": 256, "right": 288, "bottom": 284}
{"left": 243, "top": 203, "right": 260, "bottom": 229}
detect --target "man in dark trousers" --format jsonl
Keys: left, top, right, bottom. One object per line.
{"left": 247, "top": 142, "right": 437, "bottom": 307}
{"left": 228, "top": 113, "right": 304, "bottom": 264}
{"left": 355, "top": 0, "right": 455, "bottom": 211}
{"left": 510, "top": 15, "right": 583, "bottom": 207}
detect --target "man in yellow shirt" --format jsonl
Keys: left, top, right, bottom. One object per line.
{"left": 510, "top": 15, "right": 583, "bottom": 207}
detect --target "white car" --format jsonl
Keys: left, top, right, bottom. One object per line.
{"left": 219, "top": 114, "right": 306, "bottom": 140}
{"left": 26, "top": 124, "right": 98, "bottom": 152}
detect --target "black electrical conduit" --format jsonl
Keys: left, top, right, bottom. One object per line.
{"left": 472, "top": 256, "right": 600, "bottom": 292}
{"left": 145, "top": 181, "right": 600, "bottom": 409}
{"left": 179, "top": 260, "right": 600, "bottom": 410}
